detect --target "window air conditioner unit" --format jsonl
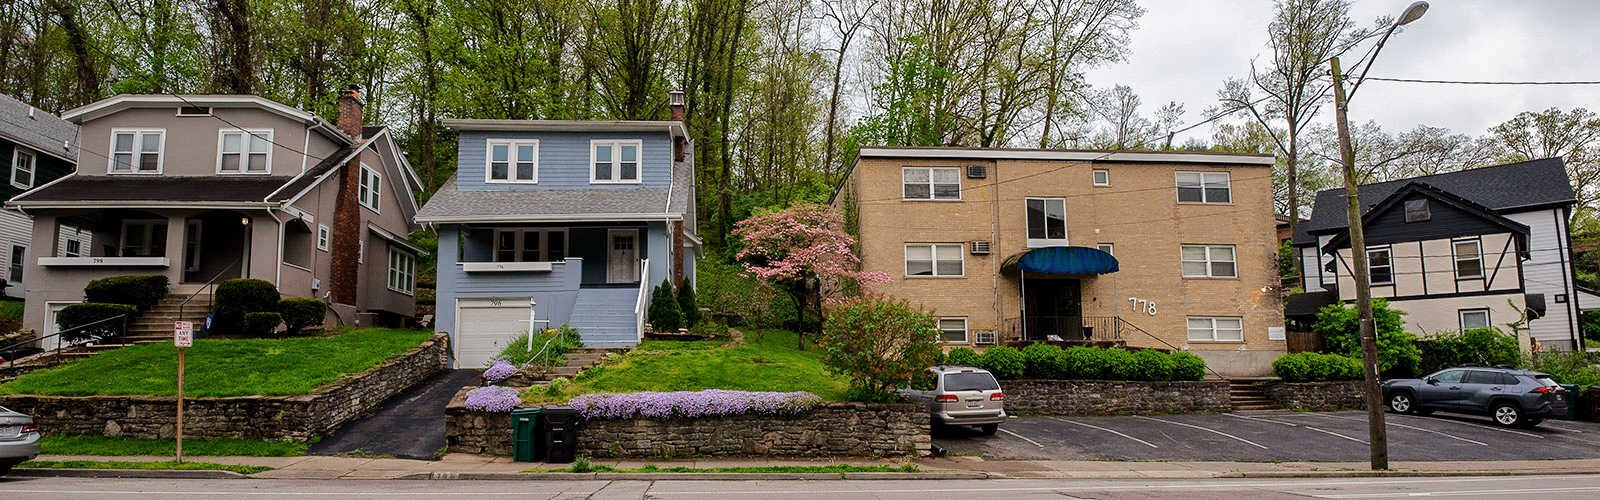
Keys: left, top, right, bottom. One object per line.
{"left": 975, "top": 330, "right": 997, "bottom": 345}
{"left": 969, "top": 241, "right": 992, "bottom": 255}
{"left": 966, "top": 165, "right": 988, "bottom": 179}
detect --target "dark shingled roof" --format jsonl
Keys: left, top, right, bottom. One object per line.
{"left": 1294, "top": 158, "right": 1575, "bottom": 245}
{"left": 266, "top": 144, "right": 357, "bottom": 202}
{"left": 0, "top": 93, "right": 77, "bottom": 160}
{"left": 13, "top": 176, "right": 292, "bottom": 203}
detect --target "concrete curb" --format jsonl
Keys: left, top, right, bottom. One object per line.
{"left": 10, "top": 468, "right": 248, "bottom": 480}
{"left": 1225, "top": 470, "right": 1598, "bottom": 479}
{"left": 396, "top": 471, "right": 993, "bottom": 481}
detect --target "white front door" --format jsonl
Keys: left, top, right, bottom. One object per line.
{"left": 607, "top": 229, "right": 639, "bottom": 284}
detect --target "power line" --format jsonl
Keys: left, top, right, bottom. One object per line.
{"left": 1364, "top": 77, "right": 1600, "bottom": 86}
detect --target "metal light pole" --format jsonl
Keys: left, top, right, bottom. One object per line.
{"left": 1329, "top": 1, "right": 1428, "bottom": 471}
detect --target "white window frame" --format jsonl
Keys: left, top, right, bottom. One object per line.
{"left": 1092, "top": 169, "right": 1110, "bottom": 186}
{"left": 1025, "top": 197, "right": 1068, "bottom": 248}
{"left": 7, "top": 244, "right": 24, "bottom": 283}
{"left": 359, "top": 163, "right": 381, "bottom": 213}
{"left": 10, "top": 147, "right": 35, "bottom": 189}
{"left": 937, "top": 317, "right": 968, "bottom": 343}
{"left": 1176, "top": 171, "right": 1231, "bottom": 204}
{"left": 492, "top": 228, "right": 570, "bottom": 263}
{"left": 904, "top": 243, "right": 964, "bottom": 278}
{"left": 108, "top": 128, "right": 165, "bottom": 174}
{"left": 317, "top": 224, "right": 330, "bottom": 252}
{"left": 215, "top": 128, "right": 273, "bottom": 174}
{"left": 485, "top": 139, "right": 539, "bottom": 184}
{"left": 590, "top": 139, "right": 644, "bottom": 184}
{"left": 1096, "top": 243, "right": 1114, "bottom": 255}
{"left": 901, "top": 166, "right": 962, "bottom": 201}
{"left": 1452, "top": 239, "right": 1483, "bottom": 280}
{"left": 1181, "top": 244, "right": 1237, "bottom": 278}
{"left": 1404, "top": 199, "right": 1431, "bottom": 222}
{"left": 1187, "top": 316, "right": 1244, "bottom": 342}
{"left": 175, "top": 106, "right": 212, "bottom": 116}
{"left": 1459, "top": 308, "right": 1491, "bottom": 331}
{"left": 387, "top": 247, "right": 416, "bottom": 295}
{"left": 63, "top": 239, "right": 82, "bottom": 258}
{"left": 1367, "top": 246, "right": 1394, "bottom": 285}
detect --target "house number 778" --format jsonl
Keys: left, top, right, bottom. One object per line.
{"left": 1128, "top": 297, "right": 1157, "bottom": 316}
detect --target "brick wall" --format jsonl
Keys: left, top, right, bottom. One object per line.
{"left": 1003, "top": 379, "right": 1233, "bottom": 415}
{"left": 0, "top": 334, "right": 448, "bottom": 440}
{"left": 1262, "top": 380, "right": 1365, "bottom": 411}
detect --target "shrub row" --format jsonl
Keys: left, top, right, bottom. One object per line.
{"left": 1417, "top": 327, "right": 1520, "bottom": 375}
{"left": 943, "top": 344, "right": 1206, "bottom": 382}
{"left": 56, "top": 303, "right": 139, "bottom": 343}
{"left": 1272, "top": 352, "right": 1362, "bottom": 382}
{"left": 84, "top": 275, "right": 169, "bottom": 312}
{"left": 211, "top": 279, "right": 327, "bottom": 337}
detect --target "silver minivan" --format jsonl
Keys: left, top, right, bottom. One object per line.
{"left": 904, "top": 365, "right": 1006, "bottom": 435}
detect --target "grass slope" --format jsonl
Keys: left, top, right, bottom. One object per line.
{"left": 40, "top": 435, "right": 307, "bottom": 456}
{"left": 0, "top": 328, "right": 431, "bottom": 397}
{"left": 525, "top": 329, "right": 849, "bottom": 403}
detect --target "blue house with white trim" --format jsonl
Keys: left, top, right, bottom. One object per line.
{"left": 416, "top": 97, "right": 699, "bottom": 368}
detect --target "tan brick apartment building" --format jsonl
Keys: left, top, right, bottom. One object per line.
{"left": 832, "top": 147, "right": 1285, "bottom": 376}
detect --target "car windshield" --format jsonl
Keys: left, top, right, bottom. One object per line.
{"left": 944, "top": 372, "right": 1000, "bottom": 392}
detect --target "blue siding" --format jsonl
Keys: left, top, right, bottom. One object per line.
{"left": 455, "top": 130, "right": 674, "bottom": 191}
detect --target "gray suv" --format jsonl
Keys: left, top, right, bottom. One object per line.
{"left": 903, "top": 366, "right": 1006, "bottom": 435}
{"left": 1383, "top": 367, "right": 1568, "bottom": 428}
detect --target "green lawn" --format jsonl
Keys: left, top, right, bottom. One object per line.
{"left": 40, "top": 435, "right": 307, "bottom": 456}
{"left": 524, "top": 329, "right": 849, "bottom": 403}
{"left": 19, "top": 460, "right": 271, "bottom": 474}
{"left": 0, "top": 300, "right": 23, "bottom": 321}
{"left": 0, "top": 328, "right": 432, "bottom": 397}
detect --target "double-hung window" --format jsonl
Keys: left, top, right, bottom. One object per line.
{"left": 7, "top": 245, "right": 23, "bottom": 283}
{"left": 1367, "top": 247, "right": 1393, "bottom": 285}
{"left": 1181, "top": 244, "right": 1236, "bottom": 278}
{"left": 387, "top": 247, "right": 416, "bottom": 294}
{"left": 217, "top": 129, "right": 272, "bottom": 173}
{"left": 493, "top": 229, "right": 568, "bottom": 262}
{"left": 110, "top": 129, "right": 164, "bottom": 174}
{"left": 1453, "top": 240, "right": 1482, "bottom": 279}
{"left": 1176, "top": 171, "right": 1230, "bottom": 203}
{"left": 905, "top": 243, "right": 963, "bottom": 277}
{"left": 359, "top": 164, "right": 381, "bottom": 213}
{"left": 591, "top": 140, "right": 642, "bottom": 183}
{"left": 317, "top": 225, "right": 331, "bottom": 252}
{"left": 902, "top": 167, "right": 960, "bottom": 200}
{"left": 10, "top": 148, "right": 35, "bottom": 189}
{"left": 937, "top": 317, "right": 968, "bottom": 343}
{"left": 486, "top": 139, "right": 538, "bottom": 183}
{"left": 1025, "top": 197, "right": 1068, "bottom": 247}
{"left": 1187, "top": 316, "right": 1244, "bottom": 341}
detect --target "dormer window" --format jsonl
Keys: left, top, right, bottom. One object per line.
{"left": 217, "top": 129, "right": 272, "bottom": 174}
{"left": 486, "top": 139, "right": 538, "bottom": 183}
{"left": 591, "top": 140, "right": 642, "bottom": 184}
{"left": 1404, "top": 199, "right": 1430, "bottom": 222}
{"left": 109, "top": 129, "right": 164, "bottom": 174}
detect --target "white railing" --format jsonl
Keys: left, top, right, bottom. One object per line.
{"left": 634, "top": 258, "right": 651, "bottom": 342}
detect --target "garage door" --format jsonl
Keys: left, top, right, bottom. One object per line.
{"left": 455, "top": 299, "right": 531, "bottom": 369}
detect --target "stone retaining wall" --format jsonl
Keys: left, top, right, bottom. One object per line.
{"left": 0, "top": 334, "right": 448, "bottom": 440}
{"left": 1263, "top": 380, "right": 1365, "bottom": 411}
{"left": 445, "top": 390, "right": 929, "bottom": 458}
{"left": 1003, "top": 379, "right": 1232, "bottom": 415}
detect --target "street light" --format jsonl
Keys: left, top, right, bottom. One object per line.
{"left": 1328, "top": 1, "right": 1427, "bottom": 472}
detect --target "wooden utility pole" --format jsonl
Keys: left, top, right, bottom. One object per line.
{"left": 1329, "top": 55, "right": 1388, "bottom": 470}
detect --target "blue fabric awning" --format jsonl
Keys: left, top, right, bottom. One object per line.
{"left": 1001, "top": 246, "right": 1119, "bottom": 275}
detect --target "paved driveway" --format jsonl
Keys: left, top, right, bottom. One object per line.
{"left": 309, "top": 369, "right": 481, "bottom": 460}
{"left": 936, "top": 411, "right": 1600, "bottom": 462}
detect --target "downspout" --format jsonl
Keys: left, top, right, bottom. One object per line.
{"left": 990, "top": 160, "right": 1001, "bottom": 344}
{"left": 269, "top": 207, "right": 286, "bottom": 287}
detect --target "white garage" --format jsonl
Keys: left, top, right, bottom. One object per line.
{"left": 453, "top": 298, "right": 533, "bottom": 369}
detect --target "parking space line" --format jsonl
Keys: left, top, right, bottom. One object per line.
{"left": 996, "top": 427, "right": 1045, "bottom": 448}
{"left": 1539, "top": 421, "right": 1586, "bottom": 433}
{"left": 1304, "top": 425, "right": 1368, "bottom": 444}
{"left": 1048, "top": 417, "right": 1160, "bottom": 448}
{"left": 1225, "top": 412, "right": 1299, "bottom": 426}
{"left": 1313, "top": 413, "right": 1488, "bottom": 446}
{"left": 1132, "top": 415, "right": 1269, "bottom": 449}
{"left": 1393, "top": 414, "right": 1544, "bottom": 439}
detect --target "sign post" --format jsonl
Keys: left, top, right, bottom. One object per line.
{"left": 174, "top": 321, "right": 193, "bottom": 464}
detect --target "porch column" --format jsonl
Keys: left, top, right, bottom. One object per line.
{"left": 164, "top": 215, "right": 186, "bottom": 285}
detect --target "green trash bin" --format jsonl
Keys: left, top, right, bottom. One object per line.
{"left": 511, "top": 408, "right": 546, "bottom": 462}
{"left": 1559, "top": 385, "right": 1582, "bottom": 420}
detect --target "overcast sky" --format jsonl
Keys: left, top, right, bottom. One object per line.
{"left": 1084, "top": 0, "right": 1600, "bottom": 144}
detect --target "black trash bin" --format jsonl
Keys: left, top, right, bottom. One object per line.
{"left": 540, "top": 407, "right": 581, "bottom": 464}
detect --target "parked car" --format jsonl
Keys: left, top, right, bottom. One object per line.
{"left": 902, "top": 366, "right": 1006, "bottom": 435}
{"left": 0, "top": 406, "right": 40, "bottom": 476}
{"left": 1382, "top": 367, "right": 1568, "bottom": 428}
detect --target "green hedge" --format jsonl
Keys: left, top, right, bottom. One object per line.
{"left": 56, "top": 303, "right": 138, "bottom": 343}
{"left": 1272, "top": 352, "right": 1363, "bottom": 382}
{"left": 1417, "top": 327, "right": 1520, "bottom": 374}
{"left": 944, "top": 348, "right": 981, "bottom": 367}
{"left": 978, "top": 346, "right": 1025, "bottom": 379}
{"left": 243, "top": 312, "right": 283, "bottom": 337}
{"left": 84, "top": 275, "right": 169, "bottom": 312}
{"left": 277, "top": 298, "right": 326, "bottom": 336}
{"left": 1003, "top": 343, "right": 1207, "bottom": 381}
{"left": 213, "top": 279, "right": 280, "bottom": 333}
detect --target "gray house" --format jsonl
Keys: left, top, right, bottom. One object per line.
{"left": 416, "top": 94, "right": 699, "bottom": 368}
{"left": 7, "top": 90, "right": 424, "bottom": 338}
{"left": 0, "top": 95, "right": 89, "bottom": 299}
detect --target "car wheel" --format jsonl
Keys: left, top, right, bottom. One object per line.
{"left": 1492, "top": 402, "right": 1524, "bottom": 427}
{"left": 980, "top": 424, "right": 999, "bottom": 436}
{"left": 1387, "top": 392, "right": 1415, "bottom": 414}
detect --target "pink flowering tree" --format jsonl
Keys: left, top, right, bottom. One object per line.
{"left": 733, "top": 204, "right": 889, "bottom": 347}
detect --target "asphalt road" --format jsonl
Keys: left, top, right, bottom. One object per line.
{"left": 5, "top": 475, "right": 1600, "bottom": 499}
{"left": 308, "top": 369, "right": 481, "bottom": 460}
{"left": 936, "top": 411, "right": 1600, "bottom": 461}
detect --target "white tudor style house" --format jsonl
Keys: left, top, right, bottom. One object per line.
{"left": 1289, "top": 158, "right": 1600, "bottom": 351}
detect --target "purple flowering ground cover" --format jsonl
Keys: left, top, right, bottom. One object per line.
{"left": 482, "top": 359, "right": 517, "bottom": 383}
{"left": 464, "top": 386, "right": 523, "bottom": 412}
{"left": 569, "top": 390, "right": 823, "bottom": 420}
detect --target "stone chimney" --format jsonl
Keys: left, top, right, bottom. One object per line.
{"left": 669, "top": 90, "right": 687, "bottom": 162}
{"left": 328, "top": 84, "right": 365, "bottom": 306}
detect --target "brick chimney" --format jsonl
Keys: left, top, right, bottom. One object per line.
{"left": 328, "top": 85, "right": 364, "bottom": 306}
{"left": 669, "top": 90, "right": 687, "bottom": 162}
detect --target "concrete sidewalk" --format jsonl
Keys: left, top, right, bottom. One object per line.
{"left": 24, "top": 454, "right": 1600, "bottom": 480}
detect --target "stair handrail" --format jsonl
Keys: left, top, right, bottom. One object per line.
{"left": 1115, "top": 316, "right": 1228, "bottom": 380}
{"left": 634, "top": 258, "right": 650, "bottom": 342}
{"left": 520, "top": 329, "right": 563, "bottom": 373}
{"left": 176, "top": 257, "right": 245, "bottom": 330}
{"left": 1, "top": 313, "right": 130, "bottom": 371}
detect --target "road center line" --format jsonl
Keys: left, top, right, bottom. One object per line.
{"left": 1048, "top": 417, "right": 1159, "bottom": 448}
{"left": 1303, "top": 425, "right": 1368, "bottom": 444}
{"left": 1132, "top": 415, "right": 1268, "bottom": 449}
{"left": 998, "top": 427, "right": 1046, "bottom": 448}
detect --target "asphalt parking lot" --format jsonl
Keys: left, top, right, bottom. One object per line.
{"left": 935, "top": 411, "right": 1600, "bottom": 462}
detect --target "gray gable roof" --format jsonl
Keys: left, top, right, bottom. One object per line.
{"left": 416, "top": 161, "right": 693, "bottom": 223}
{"left": 1294, "top": 157, "right": 1575, "bottom": 245}
{"left": 0, "top": 94, "right": 77, "bottom": 161}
